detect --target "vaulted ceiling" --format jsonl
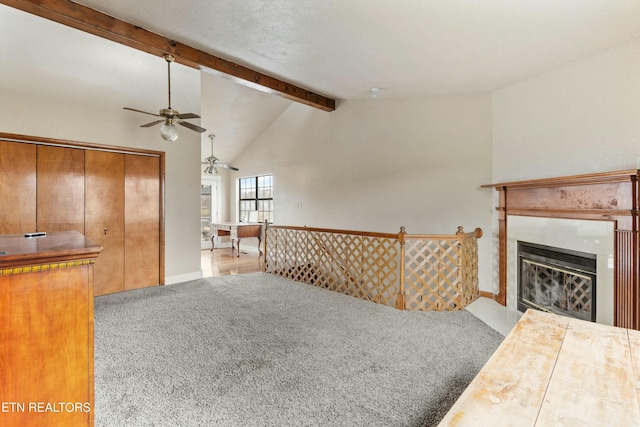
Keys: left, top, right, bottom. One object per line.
{"left": 3, "top": 1, "right": 640, "bottom": 162}
{"left": 70, "top": 0, "right": 640, "bottom": 98}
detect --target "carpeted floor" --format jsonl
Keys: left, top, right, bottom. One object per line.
{"left": 94, "top": 272, "right": 504, "bottom": 427}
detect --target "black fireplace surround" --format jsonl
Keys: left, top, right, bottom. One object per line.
{"left": 517, "top": 241, "right": 597, "bottom": 322}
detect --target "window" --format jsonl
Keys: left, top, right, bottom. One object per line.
{"left": 239, "top": 174, "right": 273, "bottom": 223}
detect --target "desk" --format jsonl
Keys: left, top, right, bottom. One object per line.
{"left": 438, "top": 309, "right": 640, "bottom": 426}
{"left": 211, "top": 222, "right": 262, "bottom": 257}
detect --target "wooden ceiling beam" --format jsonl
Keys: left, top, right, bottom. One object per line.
{"left": 1, "top": 0, "right": 336, "bottom": 112}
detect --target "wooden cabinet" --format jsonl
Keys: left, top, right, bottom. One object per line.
{"left": 0, "top": 231, "right": 102, "bottom": 427}
{"left": 0, "top": 133, "right": 164, "bottom": 296}
{"left": 125, "top": 154, "right": 160, "bottom": 290}
{"left": 0, "top": 141, "right": 36, "bottom": 234}
{"left": 37, "top": 145, "right": 86, "bottom": 234}
{"left": 85, "top": 151, "right": 126, "bottom": 295}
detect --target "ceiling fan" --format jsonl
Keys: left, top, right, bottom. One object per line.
{"left": 123, "top": 54, "right": 206, "bottom": 141}
{"left": 202, "top": 134, "right": 239, "bottom": 174}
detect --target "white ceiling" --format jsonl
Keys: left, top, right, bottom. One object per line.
{"left": 73, "top": 0, "right": 640, "bottom": 99}
{"left": 4, "top": 1, "right": 640, "bottom": 162}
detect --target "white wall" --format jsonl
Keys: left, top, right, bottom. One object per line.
{"left": 489, "top": 38, "right": 640, "bottom": 296}
{"left": 0, "top": 6, "right": 203, "bottom": 283}
{"left": 493, "top": 38, "right": 640, "bottom": 183}
{"left": 230, "top": 95, "right": 495, "bottom": 291}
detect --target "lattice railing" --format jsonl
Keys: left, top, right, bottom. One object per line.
{"left": 265, "top": 227, "right": 399, "bottom": 307}
{"left": 264, "top": 224, "right": 482, "bottom": 311}
{"left": 402, "top": 227, "right": 482, "bottom": 311}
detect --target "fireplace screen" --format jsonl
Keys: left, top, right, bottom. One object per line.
{"left": 518, "top": 242, "right": 596, "bottom": 322}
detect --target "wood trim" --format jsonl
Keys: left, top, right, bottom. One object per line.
{"left": 0, "top": 132, "right": 165, "bottom": 157}
{"left": 479, "top": 291, "right": 498, "bottom": 301}
{"left": 0, "top": 132, "right": 166, "bottom": 288}
{"left": 497, "top": 188, "right": 507, "bottom": 305}
{"left": 615, "top": 230, "right": 635, "bottom": 327}
{"left": 485, "top": 170, "right": 640, "bottom": 329}
{"left": 0, "top": 0, "right": 336, "bottom": 112}
{"left": 268, "top": 225, "right": 483, "bottom": 241}
{"left": 0, "top": 259, "right": 96, "bottom": 275}
{"left": 506, "top": 208, "right": 633, "bottom": 218}
{"left": 268, "top": 224, "right": 399, "bottom": 239}
{"left": 159, "top": 152, "right": 166, "bottom": 286}
{"left": 482, "top": 169, "right": 639, "bottom": 190}
{"left": 406, "top": 226, "right": 482, "bottom": 240}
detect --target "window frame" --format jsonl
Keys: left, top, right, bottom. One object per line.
{"left": 238, "top": 174, "right": 273, "bottom": 223}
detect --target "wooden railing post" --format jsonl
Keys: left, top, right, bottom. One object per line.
{"left": 263, "top": 220, "right": 269, "bottom": 271}
{"left": 396, "top": 226, "right": 407, "bottom": 310}
{"left": 455, "top": 227, "right": 464, "bottom": 308}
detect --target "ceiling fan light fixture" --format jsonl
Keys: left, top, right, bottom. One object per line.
{"left": 124, "top": 53, "right": 205, "bottom": 141}
{"left": 203, "top": 164, "right": 218, "bottom": 175}
{"left": 201, "top": 134, "right": 238, "bottom": 174}
{"left": 160, "top": 119, "right": 178, "bottom": 141}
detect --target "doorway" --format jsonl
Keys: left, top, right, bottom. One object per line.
{"left": 201, "top": 175, "right": 220, "bottom": 250}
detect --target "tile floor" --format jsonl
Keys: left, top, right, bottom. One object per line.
{"left": 466, "top": 297, "right": 522, "bottom": 336}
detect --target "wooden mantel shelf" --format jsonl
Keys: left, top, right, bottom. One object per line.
{"left": 483, "top": 169, "right": 639, "bottom": 329}
{"left": 482, "top": 169, "right": 639, "bottom": 190}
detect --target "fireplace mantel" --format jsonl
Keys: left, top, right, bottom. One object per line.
{"left": 483, "top": 170, "right": 639, "bottom": 329}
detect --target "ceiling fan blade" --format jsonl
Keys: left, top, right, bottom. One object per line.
{"left": 178, "top": 121, "right": 206, "bottom": 133}
{"left": 140, "top": 120, "right": 164, "bottom": 128}
{"left": 176, "top": 113, "right": 200, "bottom": 119}
{"left": 216, "top": 162, "right": 239, "bottom": 171}
{"left": 123, "top": 107, "right": 161, "bottom": 117}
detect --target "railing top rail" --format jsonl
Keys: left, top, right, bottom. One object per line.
{"left": 407, "top": 227, "right": 482, "bottom": 240}
{"left": 405, "top": 234, "right": 466, "bottom": 240}
{"left": 267, "top": 225, "right": 482, "bottom": 240}
{"left": 267, "top": 224, "right": 398, "bottom": 239}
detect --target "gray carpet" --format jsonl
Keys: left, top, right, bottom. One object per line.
{"left": 94, "top": 272, "right": 504, "bottom": 427}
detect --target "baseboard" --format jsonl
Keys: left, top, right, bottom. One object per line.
{"left": 165, "top": 271, "right": 202, "bottom": 285}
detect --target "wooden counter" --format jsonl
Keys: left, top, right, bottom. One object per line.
{"left": 0, "top": 231, "right": 102, "bottom": 427}
{"left": 438, "top": 309, "right": 640, "bottom": 426}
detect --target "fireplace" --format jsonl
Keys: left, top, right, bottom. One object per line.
{"left": 483, "top": 169, "right": 639, "bottom": 329}
{"left": 517, "top": 241, "right": 596, "bottom": 322}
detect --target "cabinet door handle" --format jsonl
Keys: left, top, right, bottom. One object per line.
{"left": 104, "top": 227, "right": 108, "bottom": 235}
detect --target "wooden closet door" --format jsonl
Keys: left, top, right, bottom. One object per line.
{"left": 37, "top": 145, "right": 85, "bottom": 234}
{"left": 0, "top": 141, "right": 36, "bottom": 234}
{"left": 124, "top": 154, "right": 160, "bottom": 290}
{"left": 85, "top": 151, "right": 125, "bottom": 296}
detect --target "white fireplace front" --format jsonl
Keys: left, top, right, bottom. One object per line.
{"left": 506, "top": 216, "right": 614, "bottom": 325}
